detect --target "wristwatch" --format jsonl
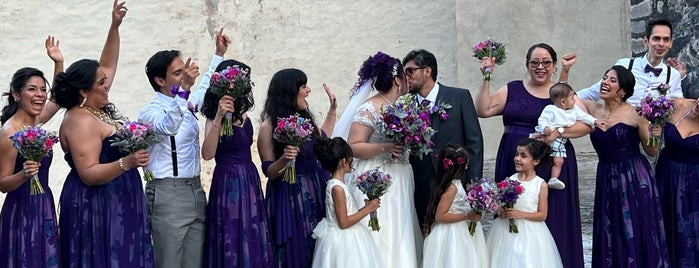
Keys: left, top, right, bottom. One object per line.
{"left": 557, "top": 127, "right": 565, "bottom": 134}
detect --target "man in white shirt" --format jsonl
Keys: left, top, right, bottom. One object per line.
{"left": 138, "top": 50, "right": 205, "bottom": 268}
{"left": 578, "top": 19, "right": 683, "bottom": 106}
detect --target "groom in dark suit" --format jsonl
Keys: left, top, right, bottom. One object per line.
{"left": 403, "top": 49, "right": 484, "bottom": 228}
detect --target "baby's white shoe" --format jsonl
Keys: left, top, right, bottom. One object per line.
{"left": 548, "top": 178, "right": 566, "bottom": 190}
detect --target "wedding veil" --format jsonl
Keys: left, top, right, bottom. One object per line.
{"left": 332, "top": 79, "right": 373, "bottom": 140}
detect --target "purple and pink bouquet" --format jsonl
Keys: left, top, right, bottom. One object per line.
{"left": 472, "top": 37, "right": 507, "bottom": 81}
{"left": 209, "top": 65, "right": 254, "bottom": 136}
{"left": 466, "top": 177, "right": 499, "bottom": 236}
{"left": 376, "top": 94, "right": 450, "bottom": 160}
{"left": 495, "top": 179, "right": 524, "bottom": 233}
{"left": 10, "top": 125, "right": 59, "bottom": 195}
{"left": 273, "top": 114, "right": 315, "bottom": 183}
{"left": 110, "top": 121, "right": 157, "bottom": 182}
{"left": 355, "top": 167, "right": 392, "bottom": 231}
{"left": 637, "top": 93, "right": 674, "bottom": 147}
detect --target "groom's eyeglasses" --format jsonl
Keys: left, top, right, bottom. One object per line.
{"left": 404, "top": 66, "right": 426, "bottom": 76}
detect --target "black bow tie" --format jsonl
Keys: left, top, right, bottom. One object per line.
{"left": 644, "top": 64, "right": 662, "bottom": 76}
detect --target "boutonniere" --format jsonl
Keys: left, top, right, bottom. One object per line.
{"left": 655, "top": 83, "right": 670, "bottom": 95}
{"left": 432, "top": 101, "right": 452, "bottom": 121}
{"left": 187, "top": 101, "right": 199, "bottom": 120}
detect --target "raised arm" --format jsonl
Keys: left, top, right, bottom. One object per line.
{"left": 558, "top": 53, "right": 576, "bottom": 83}
{"left": 99, "top": 0, "right": 127, "bottom": 80}
{"left": 39, "top": 35, "right": 64, "bottom": 124}
{"left": 320, "top": 83, "right": 337, "bottom": 136}
{"left": 190, "top": 27, "right": 229, "bottom": 108}
{"left": 475, "top": 57, "right": 507, "bottom": 118}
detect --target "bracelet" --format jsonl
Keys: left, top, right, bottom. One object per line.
{"left": 327, "top": 113, "right": 336, "bottom": 117}
{"left": 559, "top": 80, "right": 568, "bottom": 84}
{"left": 118, "top": 158, "right": 129, "bottom": 171}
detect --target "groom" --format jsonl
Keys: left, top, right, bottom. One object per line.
{"left": 403, "top": 49, "right": 484, "bottom": 228}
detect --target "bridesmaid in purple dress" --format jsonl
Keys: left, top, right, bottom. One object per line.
{"left": 53, "top": 2, "right": 154, "bottom": 267}
{"left": 0, "top": 67, "right": 60, "bottom": 268}
{"left": 476, "top": 44, "right": 589, "bottom": 268}
{"left": 582, "top": 65, "right": 668, "bottom": 267}
{"left": 200, "top": 59, "right": 275, "bottom": 267}
{"left": 257, "top": 69, "right": 336, "bottom": 268}
{"left": 657, "top": 98, "right": 699, "bottom": 268}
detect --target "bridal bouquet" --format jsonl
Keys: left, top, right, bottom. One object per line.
{"left": 10, "top": 125, "right": 59, "bottom": 195}
{"left": 376, "top": 94, "right": 450, "bottom": 160}
{"left": 472, "top": 37, "right": 507, "bottom": 81}
{"left": 466, "top": 177, "right": 499, "bottom": 236}
{"left": 637, "top": 93, "right": 674, "bottom": 147}
{"left": 495, "top": 179, "right": 524, "bottom": 233}
{"left": 355, "top": 167, "right": 392, "bottom": 231}
{"left": 110, "top": 121, "right": 157, "bottom": 181}
{"left": 209, "top": 65, "right": 254, "bottom": 136}
{"left": 273, "top": 114, "right": 315, "bottom": 183}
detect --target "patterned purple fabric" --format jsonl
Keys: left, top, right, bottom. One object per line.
{"left": 493, "top": 80, "right": 584, "bottom": 268}
{"left": 590, "top": 123, "right": 669, "bottom": 267}
{"left": 657, "top": 124, "right": 699, "bottom": 268}
{"left": 0, "top": 154, "right": 59, "bottom": 268}
{"left": 265, "top": 132, "right": 329, "bottom": 268}
{"left": 59, "top": 135, "right": 154, "bottom": 268}
{"left": 204, "top": 118, "right": 275, "bottom": 267}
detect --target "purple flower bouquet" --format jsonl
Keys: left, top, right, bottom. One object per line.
{"left": 10, "top": 125, "right": 59, "bottom": 195}
{"left": 466, "top": 177, "right": 499, "bottom": 236}
{"left": 496, "top": 179, "right": 524, "bottom": 233}
{"left": 472, "top": 37, "right": 507, "bottom": 81}
{"left": 273, "top": 114, "right": 315, "bottom": 184}
{"left": 110, "top": 121, "right": 158, "bottom": 181}
{"left": 209, "top": 65, "right": 253, "bottom": 136}
{"left": 376, "top": 94, "right": 450, "bottom": 160}
{"left": 355, "top": 167, "right": 392, "bottom": 231}
{"left": 637, "top": 93, "right": 674, "bottom": 147}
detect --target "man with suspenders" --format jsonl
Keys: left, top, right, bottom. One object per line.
{"left": 578, "top": 19, "right": 683, "bottom": 106}
{"left": 139, "top": 50, "right": 206, "bottom": 268}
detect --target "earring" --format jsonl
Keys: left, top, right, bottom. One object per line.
{"left": 79, "top": 97, "right": 87, "bottom": 108}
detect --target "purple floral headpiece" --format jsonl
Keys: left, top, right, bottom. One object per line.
{"left": 350, "top": 51, "right": 403, "bottom": 97}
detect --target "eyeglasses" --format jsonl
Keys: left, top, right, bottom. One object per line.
{"left": 404, "top": 66, "right": 426, "bottom": 76}
{"left": 528, "top": 60, "right": 554, "bottom": 68}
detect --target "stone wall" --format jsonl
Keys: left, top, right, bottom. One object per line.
{"left": 630, "top": 0, "right": 699, "bottom": 98}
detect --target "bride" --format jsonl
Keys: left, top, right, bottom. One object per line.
{"left": 334, "top": 51, "right": 423, "bottom": 268}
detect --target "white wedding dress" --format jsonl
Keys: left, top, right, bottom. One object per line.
{"left": 348, "top": 101, "right": 423, "bottom": 268}
{"left": 487, "top": 174, "right": 563, "bottom": 268}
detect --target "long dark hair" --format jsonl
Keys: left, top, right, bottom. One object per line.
{"left": 313, "top": 137, "right": 353, "bottom": 173}
{"left": 423, "top": 144, "right": 470, "bottom": 235}
{"left": 261, "top": 68, "right": 321, "bottom": 157}
{"left": 1, "top": 67, "right": 48, "bottom": 124}
{"left": 200, "top": 59, "right": 254, "bottom": 123}
{"left": 53, "top": 59, "right": 123, "bottom": 120}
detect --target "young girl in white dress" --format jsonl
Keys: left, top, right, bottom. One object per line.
{"left": 311, "top": 137, "right": 383, "bottom": 268}
{"left": 422, "top": 145, "right": 489, "bottom": 267}
{"left": 487, "top": 138, "right": 563, "bottom": 268}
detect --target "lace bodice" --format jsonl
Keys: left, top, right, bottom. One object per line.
{"left": 353, "top": 100, "right": 409, "bottom": 162}
{"left": 448, "top": 180, "right": 471, "bottom": 215}
{"left": 508, "top": 174, "right": 543, "bottom": 213}
{"left": 324, "top": 179, "right": 358, "bottom": 227}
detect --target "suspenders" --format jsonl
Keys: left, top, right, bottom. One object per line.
{"left": 627, "top": 58, "right": 671, "bottom": 84}
{"left": 169, "top": 136, "right": 178, "bottom": 177}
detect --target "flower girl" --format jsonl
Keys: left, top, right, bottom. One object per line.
{"left": 421, "top": 144, "right": 488, "bottom": 267}
{"left": 487, "top": 138, "right": 563, "bottom": 267}
{"left": 311, "top": 137, "right": 383, "bottom": 268}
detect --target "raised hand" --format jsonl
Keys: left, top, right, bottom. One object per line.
{"left": 45, "top": 36, "right": 63, "bottom": 63}
{"left": 182, "top": 58, "right": 200, "bottom": 91}
{"left": 561, "top": 53, "right": 577, "bottom": 72}
{"left": 215, "top": 27, "right": 231, "bottom": 57}
{"left": 323, "top": 83, "right": 337, "bottom": 111}
{"left": 667, "top": 57, "right": 687, "bottom": 78}
{"left": 112, "top": 0, "right": 128, "bottom": 26}
{"left": 480, "top": 57, "right": 495, "bottom": 74}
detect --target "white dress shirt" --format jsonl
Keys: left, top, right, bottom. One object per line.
{"left": 577, "top": 54, "right": 682, "bottom": 107}
{"left": 535, "top": 104, "right": 596, "bottom": 134}
{"left": 417, "top": 83, "right": 440, "bottom": 106}
{"left": 135, "top": 54, "right": 222, "bottom": 179}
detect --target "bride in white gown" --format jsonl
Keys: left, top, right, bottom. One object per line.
{"left": 334, "top": 51, "right": 423, "bottom": 268}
